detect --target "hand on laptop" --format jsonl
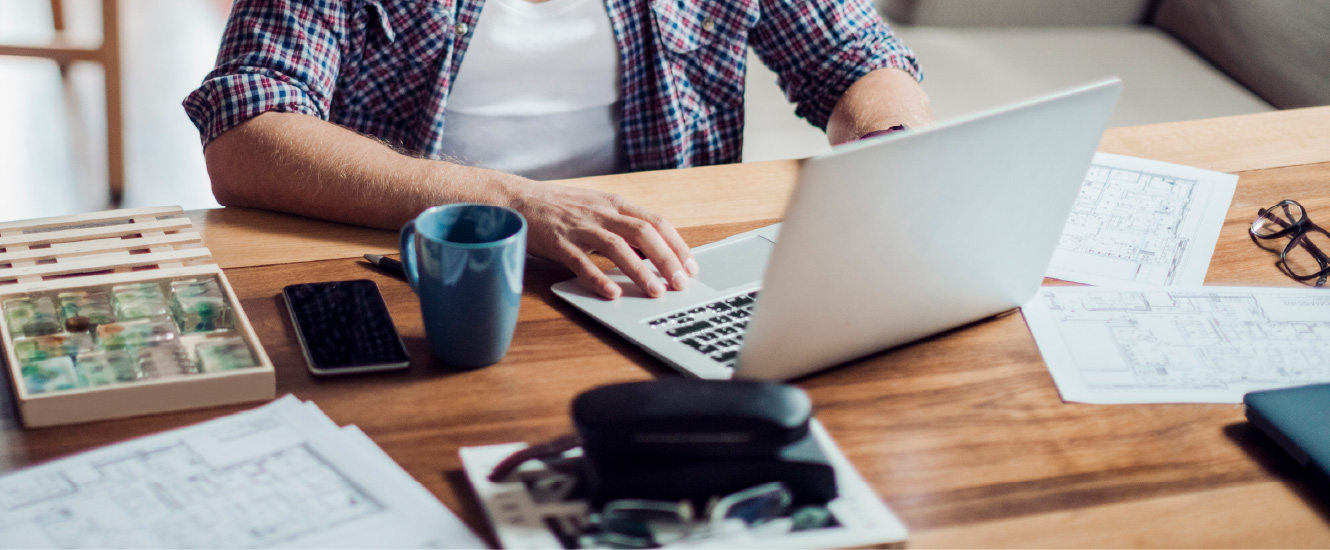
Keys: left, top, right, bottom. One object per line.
{"left": 515, "top": 181, "right": 698, "bottom": 300}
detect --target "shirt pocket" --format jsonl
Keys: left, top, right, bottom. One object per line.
{"left": 336, "top": 1, "right": 453, "bottom": 120}
{"left": 650, "top": 0, "right": 758, "bottom": 122}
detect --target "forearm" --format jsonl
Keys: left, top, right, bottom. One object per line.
{"left": 826, "top": 68, "right": 934, "bottom": 146}
{"left": 203, "top": 111, "right": 696, "bottom": 300}
{"left": 204, "top": 112, "right": 527, "bottom": 230}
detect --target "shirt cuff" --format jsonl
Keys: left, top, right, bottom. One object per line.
{"left": 183, "top": 68, "right": 326, "bottom": 148}
{"left": 790, "top": 33, "right": 923, "bottom": 131}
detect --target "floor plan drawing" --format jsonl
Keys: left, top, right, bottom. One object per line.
{"left": 3, "top": 443, "right": 380, "bottom": 548}
{"left": 1046, "top": 153, "right": 1237, "bottom": 287}
{"left": 1022, "top": 287, "right": 1330, "bottom": 403}
{"left": 0, "top": 396, "right": 482, "bottom": 549}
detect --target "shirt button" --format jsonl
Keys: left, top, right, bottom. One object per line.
{"left": 455, "top": 22, "right": 469, "bottom": 36}
{"left": 702, "top": 18, "right": 715, "bottom": 32}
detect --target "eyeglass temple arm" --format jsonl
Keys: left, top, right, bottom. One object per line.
{"left": 487, "top": 433, "right": 582, "bottom": 482}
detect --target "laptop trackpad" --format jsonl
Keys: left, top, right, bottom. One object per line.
{"left": 694, "top": 236, "right": 775, "bottom": 291}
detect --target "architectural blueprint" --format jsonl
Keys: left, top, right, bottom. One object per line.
{"left": 0, "top": 396, "right": 482, "bottom": 549}
{"left": 1022, "top": 287, "right": 1330, "bottom": 404}
{"left": 1047, "top": 153, "right": 1237, "bottom": 287}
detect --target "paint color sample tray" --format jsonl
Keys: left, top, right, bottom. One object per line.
{"left": 0, "top": 206, "right": 273, "bottom": 427}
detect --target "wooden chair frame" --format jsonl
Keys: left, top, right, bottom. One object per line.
{"left": 0, "top": 0, "right": 124, "bottom": 205}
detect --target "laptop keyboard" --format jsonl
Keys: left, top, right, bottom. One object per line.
{"left": 645, "top": 290, "right": 759, "bottom": 369}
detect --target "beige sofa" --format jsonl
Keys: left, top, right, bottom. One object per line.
{"left": 742, "top": 0, "right": 1329, "bottom": 162}
{"left": 887, "top": 0, "right": 1330, "bottom": 109}
{"left": 1151, "top": 0, "right": 1330, "bottom": 109}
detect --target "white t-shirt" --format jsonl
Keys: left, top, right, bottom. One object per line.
{"left": 439, "top": 0, "right": 625, "bottom": 181}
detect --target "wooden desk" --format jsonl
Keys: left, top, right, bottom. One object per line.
{"left": 5, "top": 106, "right": 1330, "bottom": 548}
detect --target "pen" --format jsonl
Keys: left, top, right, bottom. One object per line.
{"left": 363, "top": 254, "right": 406, "bottom": 279}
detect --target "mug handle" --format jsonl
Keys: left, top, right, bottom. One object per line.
{"left": 399, "top": 220, "right": 421, "bottom": 292}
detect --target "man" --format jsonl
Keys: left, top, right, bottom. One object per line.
{"left": 185, "top": 0, "right": 932, "bottom": 300}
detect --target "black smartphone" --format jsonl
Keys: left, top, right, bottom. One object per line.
{"left": 282, "top": 280, "right": 411, "bottom": 375}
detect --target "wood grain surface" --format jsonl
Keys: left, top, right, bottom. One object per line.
{"left": 1098, "top": 106, "right": 1330, "bottom": 174}
{"left": 4, "top": 108, "right": 1330, "bottom": 548}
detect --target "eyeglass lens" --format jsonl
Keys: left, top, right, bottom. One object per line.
{"left": 1284, "top": 227, "right": 1330, "bottom": 278}
{"left": 709, "top": 482, "right": 792, "bottom": 525}
{"left": 599, "top": 499, "right": 693, "bottom": 543}
{"left": 1252, "top": 201, "right": 1306, "bottom": 237}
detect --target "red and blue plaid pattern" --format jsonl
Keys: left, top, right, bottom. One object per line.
{"left": 184, "top": 0, "right": 921, "bottom": 172}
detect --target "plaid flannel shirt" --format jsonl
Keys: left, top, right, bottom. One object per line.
{"left": 184, "top": 0, "right": 921, "bottom": 172}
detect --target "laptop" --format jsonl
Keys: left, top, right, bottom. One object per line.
{"left": 552, "top": 78, "right": 1122, "bottom": 381}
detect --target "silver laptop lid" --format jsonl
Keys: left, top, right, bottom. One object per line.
{"left": 735, "top": 78, "right": 1122, "bottom": 380}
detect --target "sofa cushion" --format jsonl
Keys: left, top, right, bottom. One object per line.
{"left": 1153, "top": 0, "right": 1330, "bottom": 109}
{"left": 882, "top": 0, "right": 1151, "bottom": 26}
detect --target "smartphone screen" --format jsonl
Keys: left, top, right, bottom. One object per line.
{"left": 282, "top": 280, "right": 411, "bottom": 375}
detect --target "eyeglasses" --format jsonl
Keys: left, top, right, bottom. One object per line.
{"left": 584, "top": 482, "right": 822, "bottom": 548}
{"left": 1250, "top": 200, "right": 1330, "bottom": 287}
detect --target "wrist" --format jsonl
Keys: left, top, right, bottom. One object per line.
{"left": 490, "top": 171, "right": 541, "bottom": 215}
{"left": 424, "top": 159, "right": 532, "bottom": 210}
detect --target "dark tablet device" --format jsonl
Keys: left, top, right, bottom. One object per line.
{"left": 572, "top": 379, "right": 812, "bottom": 461}
{"left": 571, "top": 379, "right": 834, "bottom": 507}
{"left": 1244, "top": 383, "right": 1330, "bottom": 479}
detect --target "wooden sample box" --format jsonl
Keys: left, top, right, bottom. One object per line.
{"left": 0, "top": 207, "right": 274, "bottom": 427}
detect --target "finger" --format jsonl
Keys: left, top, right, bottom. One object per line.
{"left": 608, "top": 216, "right": 690, "bottom": 292}
{"left": 554, "top": 241, "right": 622, "bottom": 300}
{"left": 583, "top": 229, "right": 666, "bottom": 298}
{"left": 621, "top": 204, "right": 698, "bottom": 277}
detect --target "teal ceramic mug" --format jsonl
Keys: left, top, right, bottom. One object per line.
{"left": 400, "top": 204, "right": 527, "bottom": 368}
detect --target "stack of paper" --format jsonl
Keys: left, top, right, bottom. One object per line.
{"left": 1026, "top": 154, "right": 1330, "bottom": 404}
{"left": 0, "top": 396, "right": 483, "bottom": 549}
